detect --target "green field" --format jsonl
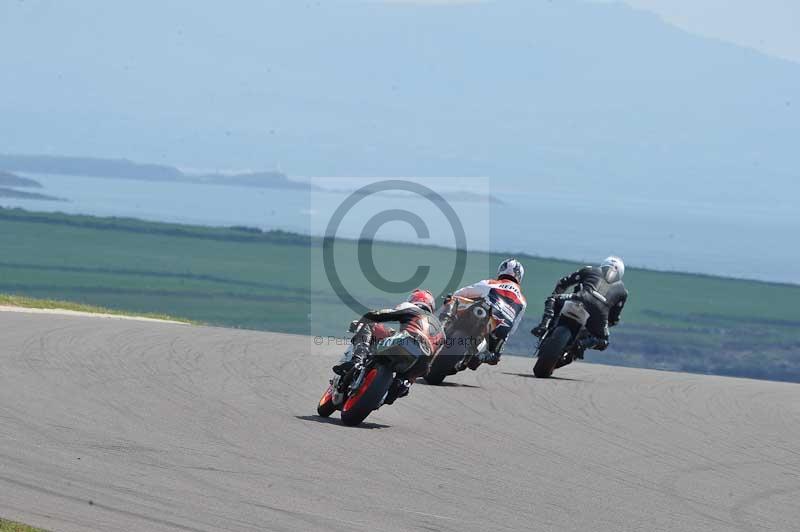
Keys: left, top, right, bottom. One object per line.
{"left": 1, "top": 206, "right": 799, "bottom": 382}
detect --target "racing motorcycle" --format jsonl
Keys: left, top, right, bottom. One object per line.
{"left": 533, "top": 293, "right": 595, "bottom": 378}
{"left": 317, "top": 322, "right": 417, "bottom": 426}
{"left": 424, "top": 296, "right": 495, "bottom": 385}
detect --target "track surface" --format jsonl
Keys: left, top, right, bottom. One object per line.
{"left": 1, "top": 313, "right": 799, "bottom": 532}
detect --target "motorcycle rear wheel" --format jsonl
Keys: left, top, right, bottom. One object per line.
{"left": 533, "top": 326, "right": 573, "bottom": 378}
{"left": 340, "top": 365, "right": 394, "bottom": 426}
{"left": 424, "top": 352, "right": 458, "bottom": 385}
{"left": 424, "top": 330, "right": 474, "bottom": 385}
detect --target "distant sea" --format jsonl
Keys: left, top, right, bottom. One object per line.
{"left": 2, "top": 173, "right": 798, "bottom": 285}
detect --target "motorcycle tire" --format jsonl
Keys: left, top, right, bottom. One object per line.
{"left": 340, "top": 365, "right": 394, "bottom": 426}
{"left": 423, "top": 330, "right": 470, "bottom": 385}
{"left": 316, "top": 385, "right": 337, "bottom": 417}
{"left": 533, "top": 326, "right": 573, "bottom": 378}
{"left": 424, "top": 352, "right": 457, "bottom": 385}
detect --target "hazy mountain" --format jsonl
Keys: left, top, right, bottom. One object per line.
{"left": 0, "top": 154, "right": 183, "bottom": 181}
{"left": 0, "top": 170, "right": 42, "bottom": 188}
{"left": 0, "top": 187, "right": 64, "bottom": 202}
{"left": 0, "top": 0, "right": 797, "bottom": 202}
{"left": 0, "top": 154, "right": 303, "bottom": 189}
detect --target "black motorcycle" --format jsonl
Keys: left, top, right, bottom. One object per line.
{"left": 533, "top": 293, "right": 594, "bottom": 378}
{"left": 424, "top": 296, "right": 495, "bottom": 385}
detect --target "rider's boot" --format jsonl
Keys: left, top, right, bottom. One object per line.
{"left": 532, "top": 316, "right": 552, "bottom": 338}
{"left": 532, "top": 296, "right": 557, "bottom": 337}
{"left": 575, "top": 335, "right": 605, "bottom": 359}
{"left": 333, "top": 325, "right": 373, "bottom": 375}
{"left": 466, "top": 356, "right": 482, "bottom": 370}
{"left": 332, "top": 342, "right": 369, "bottom": 375}
{"left": 478, "top": 351, "right": 501, "bottom": 365}
{"left": 383, "top": 378, "right": 411, "bottom": 405}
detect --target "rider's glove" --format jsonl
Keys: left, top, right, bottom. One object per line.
{"left": 348, "top": 320, "right": 360, "bottom": 333}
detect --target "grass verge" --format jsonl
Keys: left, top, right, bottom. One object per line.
{"left": 0, "top": 293, "right": 194, "bottom": 324}
{"left": 0, "top": 518, "right": 48, "bottom": 532}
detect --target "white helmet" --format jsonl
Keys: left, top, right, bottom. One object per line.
{"left": 497, "top": 258, "right": 524, "bottom": 284}
{"left": 601, "top": 256, "right": 625, "bottom": 283}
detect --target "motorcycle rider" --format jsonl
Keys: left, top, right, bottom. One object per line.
{"left": 531, "top": 256, "right": 628, "bottom": 356}
{"left": 333, "top": 289, "right": 445, "bottom": 404}
{"left": 444, "top": 258, "right": 527, "bottom": 366}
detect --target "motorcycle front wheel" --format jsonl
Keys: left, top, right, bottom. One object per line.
{"left": 316, "top": 384, "right": 337, "bottom": 417}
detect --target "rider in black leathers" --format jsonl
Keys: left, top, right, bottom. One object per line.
{"left": 531, "top": 256, "right": 628, "bottom": 355}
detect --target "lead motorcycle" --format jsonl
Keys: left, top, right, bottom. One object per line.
{"left": 424, "top": 296, "right": 496, "bottom": 385}
{"left": 317, "top": 322, "right": 420, "bottom": 426}
{"left": 533, "top": 293, "right": 595, "bottom": 378}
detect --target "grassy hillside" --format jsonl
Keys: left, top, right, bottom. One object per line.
{"left": 1, "top": 206, "right": 798, "bottom": 382}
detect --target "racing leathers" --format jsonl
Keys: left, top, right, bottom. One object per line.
{"left": 449, "top": 278, "right": 527, "bottom": 365}
{"left": 335, "top": 302, "right": 446, "bottom": 402}
{"left": 533, "top": 266, "right": 628, "bottom": 352}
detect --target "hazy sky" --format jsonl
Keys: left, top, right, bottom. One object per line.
{"left": 1, "top": 0, "right": 797, "bottom": 181}
{"left": 399, "top": 0, "right": 800, "bottom": 63}
{"left": 618, "top": 0, "right": 800, "bottom": 63}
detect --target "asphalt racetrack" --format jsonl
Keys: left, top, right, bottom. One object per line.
{"left": 1, "top": 312, "right": 799, "bottom": 532}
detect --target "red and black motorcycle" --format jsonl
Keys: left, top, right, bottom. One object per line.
{"left": 424, "top": 296, "right": 496, "bottom": 385}
{"left": 317, "top": 323, "right": 417, "bottom": 426}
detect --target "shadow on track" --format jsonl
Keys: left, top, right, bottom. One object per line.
{"left": 294, "top": 415, "right": 391, "bottom": 429}
{"left": 415, "top": 378, "right": 480, "bottom": 388}
{"left": 501, "top": 372, "right": 586, "bottom": 382}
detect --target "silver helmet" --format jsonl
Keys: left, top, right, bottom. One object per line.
{"left": 601, "top": 256, "right": 625, "bottom": 283}
{"left": 497, "top": 258, "right": 524, "bottom": 284}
